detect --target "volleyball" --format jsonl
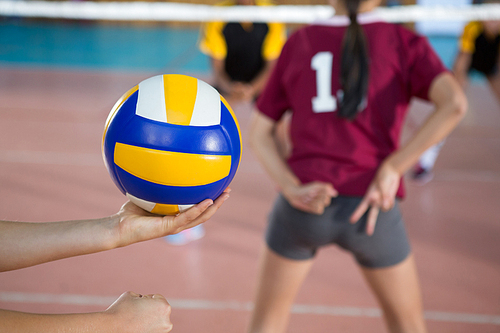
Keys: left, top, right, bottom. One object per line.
{"left": 102, "top": 74, "right": 241, "bottom": 215}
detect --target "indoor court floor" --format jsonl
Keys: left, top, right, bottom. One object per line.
{"left": 0, "top": 20, "right": 499, "bottom": 333}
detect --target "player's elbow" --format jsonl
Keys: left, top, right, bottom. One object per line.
{"left": 248, "top": 111, "right": 276, "bottom": 154}
{"left": 450, "top": 88, "right": 468, "bottom": 120}
{"left": 431, "top": 72, "right": 468, "bottom": 121}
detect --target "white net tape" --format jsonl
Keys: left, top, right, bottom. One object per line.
{"left": 1, "top": 1, "right": 500, "bottom": 23}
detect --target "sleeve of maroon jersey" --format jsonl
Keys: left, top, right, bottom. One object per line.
{"left": 405, "top": 32, "right": 449, "bottom": 101}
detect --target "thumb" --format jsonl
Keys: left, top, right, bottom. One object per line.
{"left": 326, "top": 183, "right": 338, "bottom": 197}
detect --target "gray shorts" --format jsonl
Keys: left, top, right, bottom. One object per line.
{"left": 266, "top": 195, "right": 411, "bottom": 268}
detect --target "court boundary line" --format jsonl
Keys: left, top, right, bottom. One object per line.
{"left": 1, "top": 291, "right": 499, "bottom": 325}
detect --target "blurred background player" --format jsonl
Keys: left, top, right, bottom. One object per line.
{"left": 198, "top": 0, "right": 287, "bottom": 103}
{"left": 412, "top": 0, "right": 500, "bottom": 183}
{"left": 247, "top": 0, "right": 467, "bottom": 332}
{"left": 453, "top": 0, "right": 500, "bottom": 97}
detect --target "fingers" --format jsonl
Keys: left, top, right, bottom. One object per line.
{"left": 365, "top": 206, "right": 379, "bottom": 236}
{"left": 170, "top": 191, "right": 230, "bottom": 232}
{"left": 349, "top": 185, "right": 381, "bottom": 236}
{"left": 135, "top": 293, "right": 164, "bottom": 299}
{"left": 111, "top": 291, "right": 173, "bottom": 332}
{"left": 294, "top": 182, "right": 337, "bottom": 215}
{"left": 325, "top": 183, "right": 339, "bottom": 198}
{"left": 380, "top": 187, "right": 395, "bottom": 211}
{"left": 349, "top": 199, "right": 380, "bottom": 236}
{"left": 349, "top": 196, "right": 370, "bottom": 224}
{"left": 322, "top": 183, "right": 338, "bottom": 206}
{"left": 193, "top": 192, "right": 230, "bottom": 220}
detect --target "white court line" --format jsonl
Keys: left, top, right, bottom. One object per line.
{"left": 434, "top": 169, "right": 500, "bottom": 183}
{"left": 0, "top": 150, "right": 103, "bottom": 166}
{"left": 1, "top": 291, "right": 499, "bottom": 325}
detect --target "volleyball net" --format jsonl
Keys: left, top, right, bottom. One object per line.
{"left": 1, "top": 1, "right": 500, "bottom": 24}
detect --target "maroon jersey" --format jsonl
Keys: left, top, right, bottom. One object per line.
{"left": 256, "top": 13, "right": 448, "bottom": 198}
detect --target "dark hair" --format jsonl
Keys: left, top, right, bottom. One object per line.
{"left": 338, "top": 0, "right": 370, "bottom": 121}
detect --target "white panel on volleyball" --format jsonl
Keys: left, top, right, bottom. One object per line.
{"left": 136, "top": 75, "right": 168, "bottom": 122}
{"left": 126, "top": 193, "right": 157, "bottom": 212}
{"left": 190, "top": 79, "right": 221, "bottom": 126}
{"left": 178, "top": 204, "right": 194, "bottom": 213}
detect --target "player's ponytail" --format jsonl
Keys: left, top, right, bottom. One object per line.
{"left": 338, "top": 0, "right": 370, "bottom": 120}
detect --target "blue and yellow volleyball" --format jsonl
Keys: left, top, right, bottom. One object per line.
{"left": 102, "top": 74, "right": 241, "bottom": 215}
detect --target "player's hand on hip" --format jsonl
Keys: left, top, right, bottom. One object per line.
{"left": 105, "top": 291, "right": 173, "bottom": 333}
{"left": 284, "top": 181, "right": 337, "bottom": 215}
{"left": 349, "top": 162, "right": 401, "bottom": 235}
{"left": 116, "top": 189, "right": 230, "bottom": 247}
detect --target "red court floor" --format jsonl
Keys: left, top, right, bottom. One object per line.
{"left": 0, "top": 67, "right": 499, "bottom": 332}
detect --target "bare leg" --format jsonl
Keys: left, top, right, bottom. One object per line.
{"left": 248, "top": 245, "right": 314, "bottom": 333}
{"left": 360, "top": 254, "right": 427, "bottom": 333}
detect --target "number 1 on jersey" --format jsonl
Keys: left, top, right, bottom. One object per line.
{"left": 311, "top": 51, "right": 337, "bottom": 113}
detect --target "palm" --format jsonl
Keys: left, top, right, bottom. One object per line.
{"left": 117, "top": 202, "right": 168, "bottom": 246}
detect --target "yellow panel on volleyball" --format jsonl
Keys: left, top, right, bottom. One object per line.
{"left": 114, "top": 142, "right": 231, "bottom": 186}
{"left": 151, "top": 203, "right": 182, "bottom": 215}
{"left": 163, "top": 74, "right": 198, "bottom": 126}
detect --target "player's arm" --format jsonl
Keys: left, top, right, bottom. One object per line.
{"left": 0, "top": 291, "right": 173, "bottom": 333}
{"left": 383, "top": 73, "right": 467, "bottom": 178}
{"left": 243, "top": 58, "right": 278, "bottom": 100}
{"left": 0, "top": 309, "right": 113, "bottom": 333}
{"left": 350, "top": 73, "right": 467, "bottom": 233}
{"left": 0, "top": 194, "right": 228, "bottom": 272}
{"left": 211, "top": 57, "right": 236, "bottom": 95}
{"left": 248, "top": 111, "right": 337, "bottom": 214}
{"left": 453, "top": 21, "right": 477, "bottom": 89}
{"left": 452, "top": 51, "right": 472, "bottom": 89}
{"left": 199, "top": 21, "right": 235, "bottom": 96}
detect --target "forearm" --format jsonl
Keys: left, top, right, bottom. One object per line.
{"left": 248, "top": 112, "right": 301, "bottom": 193}
{"left": 386, "top": 105, "right": 462, "bottom": 174}
{"left": 452, "top": 51, "right": 472, "bottom": 89}
{"left": 211, "top": 57, "right": 234, "bottom": 93}
{"left": 0, "top": 309, "right": 116, "bottom": 333}
{"left": 0, "top": 216, "right": 119, "bottom": 272}
{"left": 248, "top": 59, "right": 277, "bottom": 97}
{"left": 386, "top": 73, "right": 467, "bottom": 174}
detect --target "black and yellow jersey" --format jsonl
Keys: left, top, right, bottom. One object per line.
{"left": 460, "top": 21, "right": 500, "bottom": 76}
{"left": 199, "top": 0, "right": 286, "bottom": 82}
